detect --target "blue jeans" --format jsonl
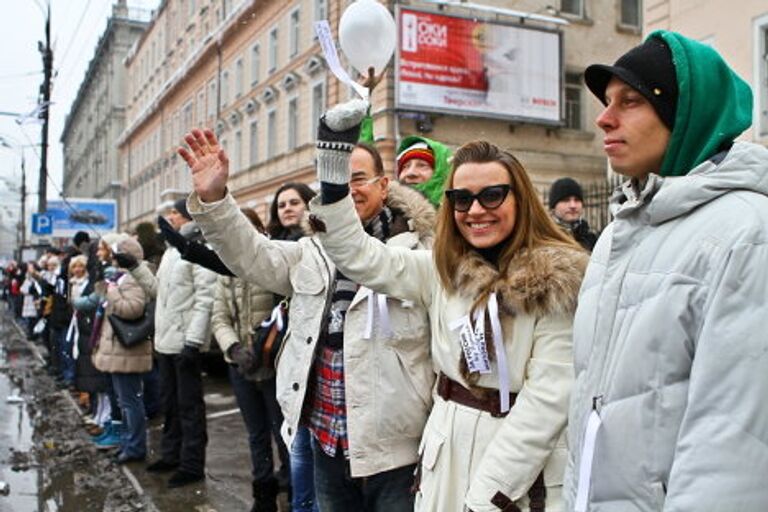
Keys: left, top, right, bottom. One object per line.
{"left": 311, "top": 436, "right": 415, "bottom": 512}
{"left": 228, "top": 365, "right": 289, "bottom": 483}
{"left": 112, "top": 373, "right": 147, "bottom": 458}
{"left": 292, "top": 426, "right": 318, "bottom": 512}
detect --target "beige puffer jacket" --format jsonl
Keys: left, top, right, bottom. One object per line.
{"left": 211, "top": 275, "right": 276, "bottom": 379}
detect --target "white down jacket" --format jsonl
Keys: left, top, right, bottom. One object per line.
{"left": 189, "top": 182, "right": 436, "bottom": 478}
{"left": 565, "top": 142, "right": 768, "bottom": 511}
{"left": 132, "top": 221, "right": 218, "bottom": 354}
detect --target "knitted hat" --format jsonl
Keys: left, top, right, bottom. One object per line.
{"left": 584, "top": 36, "right": 678, "bottom": 130}
{"left": 548, "top": 177, "right": 584, "bottom": 210}
{"left": 73, "top": 231, "right": 90, "bottom": 247}
{"left": 173, "top": 197, "right": 193, "bottom": 220}
{"left": 396, "top": 141, "right": 435, "bottom": 178}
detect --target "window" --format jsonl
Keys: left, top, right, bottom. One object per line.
{"left": 757, "top": 16, "right": 768, "bottom": 136}
{"left": 251, "top": 44, "right": 260, "bottom": 85}
{"left": 269, "top": 28, "right": 278, "bottom": 72}
{"left": 221, "top": 70, "right": 230, "bottom": 107}
{"left": 287, "top": 98, "right": 298, "bottom": 150}
{"left": 290, "top": 9, "right": 300, "bottom": 57}
{"left": 564, "top": 72, "right": 583, "bottom": 130}
{"left": 314, "top": 0, "right": 327, "bottom": 23}
{"left": 207, "top": 79, "right": 217, "bottom": 120}
{"left": 312, "top": 80, "right": 326, "bottom": 127}
{"left": 183, "top": 100, "right": 194, "bottom": 136}
{"left": 235, "top": 58, "right": 244, "bottom": 98}
{"left": 560, "top": 0, "right": 584, "bottom": 17}
{"left": 197, "top": 89, "right": 205, "bottom": 124}
{"left": 267, "top": 110, "right": 277, "bottom": 159}
{"left": 620, "top": 0, "right": 641, "bottom": 28}
{"left": 249, "top": 120, "right": 259, "bottom": 165}
{"left": 233, "top": 130, "right": 242, "bottom": 172}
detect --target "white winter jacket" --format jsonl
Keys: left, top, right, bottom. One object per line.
{"left": 132, "top": 221, "right": 218, "bottom": 354}
{"left": 189, "top": 182, "right": 436, "bottom": 478}
{"left": 565, "top": 142, "right": 768, "bottom": 511}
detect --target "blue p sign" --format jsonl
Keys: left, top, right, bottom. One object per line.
{"left": 32, "top": 213, "right": 53, "bottom": 235}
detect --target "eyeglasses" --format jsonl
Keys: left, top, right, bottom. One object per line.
{"left": 349, "top": 175, "right": 381, "bottom": 189}
{"left": 444, "top": 184, "right": 512, "bottom": 212}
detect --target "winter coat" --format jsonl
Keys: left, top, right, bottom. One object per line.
{"left": 92, "top": 272, "right": 152, "bottom": 374}
{"left": 131, "top": 221, "right": 218, "bottom": 354}
{"left": 309, "top": 194, "right": 587, "bottom": 512}
{"left": 211, "top": 274, "right": 276, "bottom": 379}
{"left": 189, "top": 182, "right": 436, "bottom": 478}
{"left": 565, "top": 142, "right": 768, "bottom": 512}
{"left": 20, "top": 277, "right": 42, "bottom": 318}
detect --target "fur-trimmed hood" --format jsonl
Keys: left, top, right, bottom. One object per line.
{"left": 306, "top": 181, "right": 436, "bottom": 244}
{"left": 454, "top": 244, "right": 588, "bottom": 317}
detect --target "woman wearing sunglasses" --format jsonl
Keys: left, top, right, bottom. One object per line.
{"left": 304, "top": 101, "right": 588, "bottom": 511}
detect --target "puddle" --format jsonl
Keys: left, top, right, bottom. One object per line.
{"left": 0, "top": 315, "right": 147, "bottom": 512}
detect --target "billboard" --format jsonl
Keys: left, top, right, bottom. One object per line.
{"left": 396, "top": 7, "right": 562, "bottom": 124}
{"left": 45, "top": 198, "right": 117, "bottom": 238}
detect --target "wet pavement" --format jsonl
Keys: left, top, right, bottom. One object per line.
{"left": 0, "top": 310, "right": 288, "bottom": 511}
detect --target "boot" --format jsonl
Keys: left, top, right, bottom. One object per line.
{"left": 251, "top": 477, "right": 279, "bottom": 512}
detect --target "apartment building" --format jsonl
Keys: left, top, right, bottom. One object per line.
{"left": 119, "top": 0, "right": 641, "bottom": 229}
{"left": 60, "top": 0, "right": 150, "bottom": 201}
{"left": 645, "top": 0, "right": 768, "bottom": 145}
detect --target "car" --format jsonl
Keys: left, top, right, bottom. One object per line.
{"left": 69, "top": 209, "right": 109, "bottom": 225}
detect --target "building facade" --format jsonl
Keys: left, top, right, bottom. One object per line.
{"left": 118, "top": 0, "right": 641, "bottom": 229}
{"left": 645, "top": 0, "right": 768, "bottom": 145}
{"left": 60, "top": 1, "right": 150, "bottom": 203}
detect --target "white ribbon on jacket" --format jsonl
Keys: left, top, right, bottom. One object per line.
{"left": 66, "top": 313, "right": 80, "bottom": 360}
{"left": 261, "top": 303, "right": 286, "bottom": 331}
{"left": 363, "top": 289, "right": 393, "bottom": 340}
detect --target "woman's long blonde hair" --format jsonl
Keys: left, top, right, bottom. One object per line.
{"left": 433, "top": 141, "right": 581, "bottom": 292}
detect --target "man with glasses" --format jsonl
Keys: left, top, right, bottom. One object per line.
{"left": 185, "top": 130, "right": 437, "bottom": 511}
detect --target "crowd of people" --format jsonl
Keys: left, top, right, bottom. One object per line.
{"left": 2, "top": 30, "right": 767, "bottom": 512}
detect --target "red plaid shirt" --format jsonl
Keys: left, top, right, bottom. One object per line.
{"left": 308, "top": 345, "right": 348, "bottom": 457}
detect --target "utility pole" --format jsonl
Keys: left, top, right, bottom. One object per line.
{"left": 38, "top": 2, "right": 52, "bottom": 214}
{"left": 20, "top": 156, "right": 27, "bottom": 249}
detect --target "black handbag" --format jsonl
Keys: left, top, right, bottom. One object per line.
{"left": 108, "top": 301, "right": 156, "bottom": 348}
{"left": 250, "top": 298, "right": 289, "bottom": 371}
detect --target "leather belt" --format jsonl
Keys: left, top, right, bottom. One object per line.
{"left": 436, "top": 373, "right": 517, "bottom": 418}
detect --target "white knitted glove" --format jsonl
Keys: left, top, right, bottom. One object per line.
{"left": 316, "top": 99, "right": 369, "bottom": 185}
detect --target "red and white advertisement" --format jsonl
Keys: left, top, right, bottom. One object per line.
{"left": 396, "top": 8, "right": 562, "bottom": 124}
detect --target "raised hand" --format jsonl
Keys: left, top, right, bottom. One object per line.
{"left": 178, "top": 128, "right": 229, "bottom": 203}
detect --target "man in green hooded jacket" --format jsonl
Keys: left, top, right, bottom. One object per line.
{"left": 394, "top": 136, "right": 452, "bottom": 208}
{"left": 565, "top": 31, "right": 768, "bottom": 511}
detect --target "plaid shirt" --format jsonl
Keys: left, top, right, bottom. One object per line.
{"left": 308, "top": 345, "right": 348, "bottom": 457}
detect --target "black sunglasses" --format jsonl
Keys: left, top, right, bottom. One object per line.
{"left": 444, "top": 184, "right": 512, "bottom": 212}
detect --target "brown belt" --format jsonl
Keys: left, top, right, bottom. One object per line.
{"left": 436, "top": 373, "right": 517, "bottom": 418}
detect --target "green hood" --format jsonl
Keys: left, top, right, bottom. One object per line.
{"left": 396, "top": 135, "right": 452, "bottom": 207}
{"left": 651, "top": 30, "right": 753, "bottom": 176}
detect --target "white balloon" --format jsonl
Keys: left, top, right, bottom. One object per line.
{"left": 339, "top": 0, "right": 397, "bottom": 77}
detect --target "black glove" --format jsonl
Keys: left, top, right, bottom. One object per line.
{"left": 158, "top": 215, "right": 190, "bottom": 256}
{"left": 227, "top": 342, "right": 257, "bottom": 375}
{"left": 179, "top": 343, "right": 201, "bottom": 364}
{"left": 113, "top": 251, "right": 138, "bottom": 271}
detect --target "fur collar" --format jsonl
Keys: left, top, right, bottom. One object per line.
{"left": 305, "top": 181, "right": 436, "bottom": 242}
{"left": 454, "top": 244, "right": 588, "bottom": 317}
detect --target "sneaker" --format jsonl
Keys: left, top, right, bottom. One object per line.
{"left": 94, "top": 431, "right": 121, "bottom": 450}
{"left": 90, "top": 421, "right": 112, "bottom": 442}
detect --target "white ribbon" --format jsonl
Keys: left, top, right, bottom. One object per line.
{"left": 313, "top": 20, "right": 368, "bottom": 100}
{"left": 487, "top": 292, "right": 511, "bottom": 413}
{"left": 66, "top": 313, "right": 80, "bottom": 360}
{"left": 575, "top": 408, "right": 603, "bottom": 512}
{"left": 261, "top": 303, "right": 285, "bottom": 332}
{"left": 363, "top": 289, "right": 393, "bottom": 340}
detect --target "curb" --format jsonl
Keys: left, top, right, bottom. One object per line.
{"left": 6, "top": 315, "right": 159, "bottom": 512}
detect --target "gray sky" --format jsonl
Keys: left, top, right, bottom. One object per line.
{"left": 0, "top": 0, "right": 160, "bottom": 218}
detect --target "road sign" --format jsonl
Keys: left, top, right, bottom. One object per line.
{"left": 31, "top": 213, "right": 53, "bottom": 235}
